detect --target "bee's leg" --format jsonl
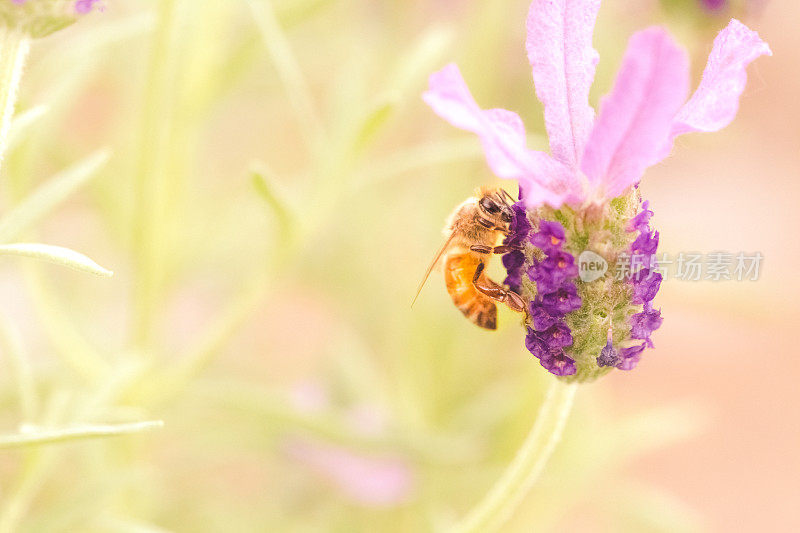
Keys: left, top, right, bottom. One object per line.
{"left": 470, "top": 244, "right": 522, "bottom": 255}
{"left": 472, "top": 262, "right": 527, "bottom": 313}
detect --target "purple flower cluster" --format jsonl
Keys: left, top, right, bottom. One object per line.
{"left": 620, "top": 201, "right": 664, "bottom": 370}
{"left": 501, "top": 200, "right": 531, "bottom": 293}
{"left": 524, "top": 221, "right": 581, "bottom": 376}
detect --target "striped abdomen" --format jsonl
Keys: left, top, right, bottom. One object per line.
{"left": 444, "top": 252, "right": 497, "bottom": 330}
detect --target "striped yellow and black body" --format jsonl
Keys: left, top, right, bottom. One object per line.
{"left": 444, "top": 250, "right": 497, "bottom": 329}
{"left": 413, "top": 187, "right": 526, "bottom": 330}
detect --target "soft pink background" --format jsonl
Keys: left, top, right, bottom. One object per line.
{"left": 602, "top": 1, "right": 799, "bottom": 529}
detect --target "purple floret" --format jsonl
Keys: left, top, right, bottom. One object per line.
{"left": 540, "top": 285, "right": 582, "bottom": 315}
{"left": 596, "top": 339, "right": 619, "bottom": 368}
{"left": 502, "top": 250, "right": 525, "bottom": 291}
{"left": 616, "top": 343, "right": 647, "bottom": 371}
{"left": 540, "top": 352, "right": 577, "bottom": 376}
{"left": 524, "top": 220, "right": 580, "bottom": 376}
{"left": 529, "top": 251, "right": 579, "bottom": 293}
{"left": 529, "top": 221, "right": 565, "bottom": 251}
{"left": 632, "top": 230, "right": 660, "bottom": 256}
{"left": 632, "top": 270, "right": 663, "bottom": 304}
{"left": 530, "top": 305, "right": 559, "bottom": 331}
{"left": 525, "top": 328, "right": 548, "bottom": 359}
{"left": 623, "top": 201, "right": 664, "bottom": 369}
{"left": 539, "top": 321, "right": 573, "bottom": 349}
{"left": 627, "top": 200, "right": 653, "bottom": 232}
{"left": 630, "top": 302, "right": 663, "bottom": 340}
{"left": 502, "top": 200, "right": 531, "bottom": 292}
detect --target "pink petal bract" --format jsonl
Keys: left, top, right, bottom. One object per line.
{"left": 671, "top": 19, "right": 771, "bottom": 138}
{"left": 423, "top": 63, "right": 580, "bottom": 208}
{"left": 526, "top": 0, "right": 601, "bottom": 169}
{"left": 581, "top": 28, "right": 690, "bottom": 199}
{"left": 422, "top": 64, "right": 531, "bottom": 182}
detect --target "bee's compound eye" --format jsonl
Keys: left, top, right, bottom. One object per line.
{"left": 479, "top": 197, "right": 500, "bottom": 214}
{"left": 500, "top": 209, "right": 513, "bottom": 223}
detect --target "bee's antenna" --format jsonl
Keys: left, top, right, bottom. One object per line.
{"left": 499, "top": 188, "right": 516, "bottom": 206}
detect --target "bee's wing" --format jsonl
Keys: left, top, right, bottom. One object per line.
{"left": 411, "top": 230, "right": 457, "bottom": 308}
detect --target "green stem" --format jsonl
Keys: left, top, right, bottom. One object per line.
{"left": 454, "top": 380, "right": 578, "bottom": 533}
{"left": 0, "top": 421, "right": 163, "bottom": 450}
{"left": 0, "top": 27, "right": 30, "bottom": 173}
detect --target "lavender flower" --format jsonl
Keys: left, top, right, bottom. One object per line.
{"left": 424, "top": 0, "right": 770, "bottom": 381}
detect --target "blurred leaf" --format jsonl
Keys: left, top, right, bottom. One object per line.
{"left": 356, "top": 137, "right": 484, "bottom": 189}
{"left": 250, "top": 161, "right": 296, "bottom": 243}
{"left": 343, "top": 26, "right": 455, "bottom": 161}
{"left": 184, "top": 33, "right": 261, "bottom": 118}
{"left": 194, "top": 380, "right": 479, "bottom": 464}
{"left": 387, "top": 26, "right": 455, "bottom": 99}
{"left": 0, "top": 421, "right": 163, "bottom": 449}
{"left": 0, "top": 149, "right": 110, "bottom": 243}
{"left": 0, "top": 243, "right": 113, "bottom": 277}
{"left": 0, "top": 314, "right": 37, "bottom": 422}
{"left": 22, "top": 265, "right": 111, "bottom": 382}
{"left": 350, "top": 97, "right": 398, "bottom": 158}
{"left": 248, "top": 0, "right": 326, "bottom": 149}
{"left": 356, "top": 132, "right": 547, "bottom": 191}
{"left": 7, "top": 104, "right": 48, "bottom": 151}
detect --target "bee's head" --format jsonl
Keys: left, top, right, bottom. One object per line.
{"left": 477, "top": 190, "right": 514, "bottom": 226}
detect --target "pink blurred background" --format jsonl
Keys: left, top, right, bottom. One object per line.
{"left": 603, "top": 0, "right": 799, "bottom": 529}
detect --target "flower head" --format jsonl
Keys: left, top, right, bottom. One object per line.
{"left": 424, "top": 0, "right": 770, "bottom": 381}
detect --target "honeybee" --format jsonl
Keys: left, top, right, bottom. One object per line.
{"left": 413, "top": 186, "right": 526, "bottom": 329}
